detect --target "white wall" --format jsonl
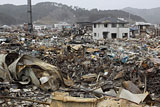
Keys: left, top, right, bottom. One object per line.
{"left": 92, "top": 23, "right": 129, "bottom": 39}
{"left": 34, "top": 25, "right": 47, "bottom": 30}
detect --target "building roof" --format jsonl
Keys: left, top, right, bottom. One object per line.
{"left": 135, "top": 22, "right": 152, "bottom": 26}
{"left": 93, "top": 17, "right": 128, "bottom": 24}
{"left": 76, "top": 22, "right": 92, "bottom": 24}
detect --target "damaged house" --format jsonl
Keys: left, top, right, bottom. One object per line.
{"left": 92, "top": 17, "right": 129, "bottom": 39}
{"left": 135, "top": 22, "right": 153, "bottom": 36}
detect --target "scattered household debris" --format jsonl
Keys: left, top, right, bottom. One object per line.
{"left": 51, "top": 92, "right": 145, "bottom": 107}
{"left": 1, "top": 29, "right": 160, "bottom": 106}
{"left": 0, "top": 53, "right": 63, "bottom": 91}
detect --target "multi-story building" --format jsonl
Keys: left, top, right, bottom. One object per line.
{"left": 92, "top": 17, "right": 129, "bottom": 39}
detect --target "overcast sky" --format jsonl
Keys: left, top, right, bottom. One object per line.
{"left": 0, "top": 0, "right": 160, "bottom": 10}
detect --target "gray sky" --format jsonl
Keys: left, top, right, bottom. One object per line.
{"left": 0, "top": 0, "right": 160, "bottom": 10}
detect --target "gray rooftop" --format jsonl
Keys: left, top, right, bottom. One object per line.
{"left": 93, "top": 17, "right": 128, "bottom": 24}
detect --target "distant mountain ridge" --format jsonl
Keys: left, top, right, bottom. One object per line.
{"left": 0, "top": 2, "right": 146, "bottom": 25}
{"left": 123, "top": 7, "right": 160, "bottom": 24}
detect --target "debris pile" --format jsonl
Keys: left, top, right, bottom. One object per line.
{"left": 1, "top": 37, "right": 160, "bottom": 106}
{"left": 0, "top": 53, "right": 62, "bottom": 106}
{"left": 0, "top": 82, "right": 51, "bottom": 106}
{"left": 0, "top": 53, "right": 63, "bottom": 91}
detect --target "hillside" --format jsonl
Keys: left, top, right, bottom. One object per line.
{"left": 123, "top": 7, "right": 160, "bottom": 24}
{"left": 0, "top": 2, "right": 146, "bottom": 25}
{"left": 0, "top": 12, "right": 17, "bottom": 25}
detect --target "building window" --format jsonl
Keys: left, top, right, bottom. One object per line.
{"left": 94, "top": 33, "right": 97, "bottom": 37}
{"left": 122, "top": 33, "right": 128, "bottom": 38}
{"left": 119, "top": 24, "right": 124, "bottom": 28}
{"left": 111, "top": 33, "right": 117, "bottom": 39}
{"left": 112, "top": 24, "right": 117, "bottom": 28}
{"left": 104, "top": 24, "right": 108, "bottom": 28}
{"left": 103, "top": 32, "right": 108, "bottom": 39}
{"left": 94, "top": 24, "right": 96, "bottom": 28}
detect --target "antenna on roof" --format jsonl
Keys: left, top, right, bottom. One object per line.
{"left": 27, "top": 0, "right": 33, "bottom": 33}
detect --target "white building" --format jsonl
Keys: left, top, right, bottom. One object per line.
{"left": 34, "top": 24, "right": 52, "bottom": 30}
{"left": 92, "top": 17, "right": 129, "bottom": 39}
{"left": 54, "top": 22, "right": 72, "bottom": 30}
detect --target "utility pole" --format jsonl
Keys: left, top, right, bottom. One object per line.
{"left": 27, "top": 0, "right": 33, "bottom": 33}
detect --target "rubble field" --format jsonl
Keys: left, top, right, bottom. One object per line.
{"left": 1, "top": 34, "right": 160, "bottom": 106}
